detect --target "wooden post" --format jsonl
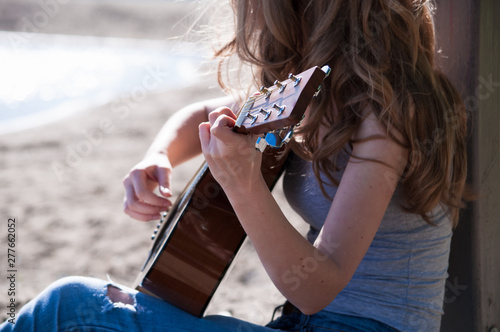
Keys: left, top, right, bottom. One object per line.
{"left": 434, "top": 0, "right": 500, "bottom": 331}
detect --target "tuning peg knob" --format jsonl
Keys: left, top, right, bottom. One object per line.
{"left": 272, "top": 103, "right": 286, "bottom": 116}
{"left": 260, "top": 86, "right": 271, "bottom": 99}
{"left": 288, "top": 73, "right": 302, "bottom": 86}
{"left": 274, "top": 80, "right": 286, "bottom": 93}
{"left": 255, "top": 133, "right": 284, "bottom": 152}
{"left": 246, "top": 113, "right": 258, "bottom": 124}
{"left": 259, "top": 108, "right": 271, "bottom": 120}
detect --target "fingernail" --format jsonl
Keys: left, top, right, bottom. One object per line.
{"left": 160, "top": 186, "right": 172, "bottom": 196}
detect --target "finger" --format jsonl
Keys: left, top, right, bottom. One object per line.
{"left": 208, "top": 107, "right": 236, "bottom": 126}
{"left": 199, "top": 122, "right": 211, "bottom": 152}
{"left": 155, "top": 167, "right": 172, "bottom": 197}
{"left": 159, "top": 186, "right": 172, "bottom": 198}
{"left": 124, "top": 182, "right": 170, "bottom": 214}
{"left": 210, "top": 115, "right": 237, "bottom": 140}
{"left": 214, "top": 106, "right": 236, "bottom": 119}
{"left": 124, "top": 191, "right": 168, "bottom": 215}
{"left": 123, "top": 204, "right": 162, "bottom": 222}
{"left": 124, "top": 190, "right": 171, "bottom": 214}
{"left": 130, "top": 171, "right": 172, "bottom": 208}
{"left": 123, "top": 197, "right": 166, "bottom": 222}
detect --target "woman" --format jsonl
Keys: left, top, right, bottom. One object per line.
{"left": 1, "top": 0, "right": 467, "bottom": 331}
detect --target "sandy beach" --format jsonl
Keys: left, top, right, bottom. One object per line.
{"left": 0, "top": 0, "right": 307, "bottom": 325}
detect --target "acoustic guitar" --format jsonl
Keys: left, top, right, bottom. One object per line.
{"left": 134, "top": 65, "right": 330, "bottom": 317}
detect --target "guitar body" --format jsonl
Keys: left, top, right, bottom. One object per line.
{"left": 134, "top": 66, "right": 328, "bottom": 317}
{"left": 134, "top": 146, "right": 289, "bottom": 317}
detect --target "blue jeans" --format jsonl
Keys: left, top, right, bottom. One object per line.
{"left": 0, "top": 277, "right": 396, "bottom": 331}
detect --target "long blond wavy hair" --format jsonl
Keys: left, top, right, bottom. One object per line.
{"left": 213, "top": 0, "right": 468, "bottom": 226}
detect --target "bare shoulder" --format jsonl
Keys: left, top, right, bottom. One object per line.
{"left": 351, "top": 111, "right": 408, "bottom": 171}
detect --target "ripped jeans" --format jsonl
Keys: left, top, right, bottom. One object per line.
{"left": 0, "top": 276, "right": 398, "bottom": 332}
{"left": 0, "top": 276, "right": 275, "bottom": 332}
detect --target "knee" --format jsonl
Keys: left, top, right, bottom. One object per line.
{"left": 46, "top": 276, "right": 138, "bottom": 308}
{"left": 11, "top": 277, "right": 108, "bottom": 330}
{"left": 36, "top": 276, "right": 110, "bottom": 315}
{"left": 45, "top": 276, "right": 104, "bottom": 300}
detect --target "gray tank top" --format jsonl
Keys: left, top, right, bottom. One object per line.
{"left": 282, "top": 152, "right": 452, "bottom": 331}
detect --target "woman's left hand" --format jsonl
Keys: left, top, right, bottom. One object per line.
{"left": 199, "top": 107, "right": 263, "bottom": 191}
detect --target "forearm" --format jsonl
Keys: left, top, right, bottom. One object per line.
{"left": 146, "top": 96, "right": 235, "bottom": 167}
{"left": 223, "top": 179, "right": 344, "bottom": 315}
{"left": 146, "top": 103, "right": 207, "bottom": 167}
{"left": 199, "top": 108, "right": 346, "bottom": 314}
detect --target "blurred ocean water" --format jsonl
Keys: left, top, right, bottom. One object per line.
{"left": 0, "top": 31, "right": 206, "bottom": 134}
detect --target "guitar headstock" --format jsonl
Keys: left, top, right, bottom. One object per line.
{"left": 234, "top": 66, "right": 329, "bottom": 136}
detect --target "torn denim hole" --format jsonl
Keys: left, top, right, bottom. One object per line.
{"left": 101, "top": 284, "right": 138, "bottom": 313}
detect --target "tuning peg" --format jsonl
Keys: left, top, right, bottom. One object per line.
{"left": 255, "top": 132, "right": 283, "bottom": 152}
{"left": 321, "top": 65, "right": 332, "bottom": 76}
{"left": 274, "top": 80, "right": 286, "bottom": 93}
{"left": 272, "top": 103, "right": 286, "bottom": 116}
{"left": 263, "top": 132, "right": 284, "bottom": 148}
{"left": 259, "top": 108, "right": 271, "bottom": 120}
{"left": 288, "top": 73, "right": 302, "bottom": 86}
{"left": 255, "top": 137, "right": 268, "bottom": 152}
{"left": 254, "top": 128, "right": 295, "bottom": 152}
{"left": 246, "top": 113, "right": 258, "bottom": 124}
{"left": 259, "top": 86, "right": 272, "bottom": 99}
{"left": 314, "top": 65, "right": 332, "bottom": 97}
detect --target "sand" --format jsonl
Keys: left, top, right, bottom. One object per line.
{"left": 0, "top": 0, "right": 306, "bottom": 325}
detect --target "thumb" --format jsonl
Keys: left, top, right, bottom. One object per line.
{"left": 199, "top": 122, "right": 211, "bottom": 152}
{"left": 155, "top": 163, "right": 172, "bottom": 198}
{"left": 159, "top": 186, "right": 172, "bottom": 197}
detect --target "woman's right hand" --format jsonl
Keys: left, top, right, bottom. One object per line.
{"left": 123, "top": 152, "right": 173, "bottom": 221}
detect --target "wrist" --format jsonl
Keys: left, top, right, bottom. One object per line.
{"left": 220, "top": 171, "right": 268, "bottom": 201}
